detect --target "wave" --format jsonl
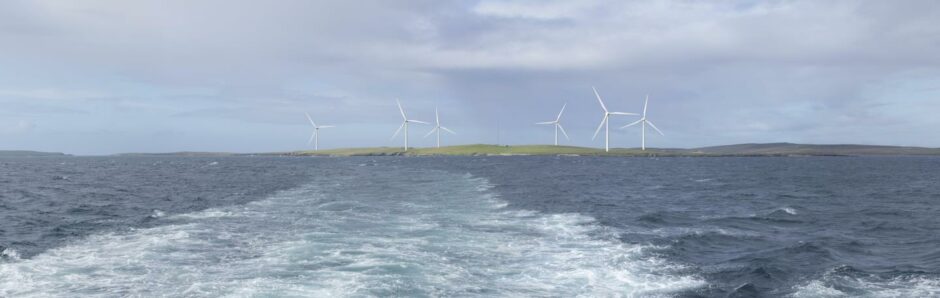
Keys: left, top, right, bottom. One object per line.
{"left": 791, "top": 267, "right": 940, "bottom": 297}
{"left": 0, "top": 168, "right": 703, "bottom": 297}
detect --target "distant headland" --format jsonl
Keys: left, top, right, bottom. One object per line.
{"left": 8, "top": 143, "right": 939, "bottom": 158}
{"left": 283, "top": 143, "right": 940, "bottom": 157}
{"left": 0, "top": 150, "right": 69, "bottom": 157}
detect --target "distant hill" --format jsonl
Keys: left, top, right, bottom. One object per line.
{"left": 115, "top": 152, "right": 239, "bottom": 157}
{"left": 0, "top": 150, "right": 69, "bottom": 157}
{"left": 289, "top": 143, "right": 940, "bottom": 157}
{"left": 11, "top": 143, "right": 935, "bottom": 158}
{"left": 689, "top": 143, "right": 940, "bottom": 156}
{"left": 291, "top": 144, "right": 629, "bottom": 156}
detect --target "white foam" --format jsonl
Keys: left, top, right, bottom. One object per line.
{"left": 792, "top": 273, "right": 940, "bottom": 297}
{"left": 170, "top": 209, "right": 238, "bottom": 219}
{"left": 0, "top": 169, "right": 704, "bottom": 297}
{"left": 149, "top": 209, "right": 166, "bottom": 218}
{"left": 0, "top": 248, "right": 20, "bottom": 261}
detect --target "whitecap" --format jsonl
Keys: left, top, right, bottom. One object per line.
{"left": 791, "top": 271, "right": 940, "bottom": 297}
{"left": 150, "top": 209, "right": 166, "bottom": 218}
{"left": 0, "top": 248, "right": 20, "bottom": 261}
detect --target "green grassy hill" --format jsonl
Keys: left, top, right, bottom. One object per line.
{"left": 290, "top": 143, "right": 940, "bottom": 157}
{"left": 292, "top": 144, "right": 681, "bottom": 157}
{"left": 116, "top": 151, "right": 239, "bottom": 157}
{"left": 84, "top": 143, "right": 940, "bottom": 157}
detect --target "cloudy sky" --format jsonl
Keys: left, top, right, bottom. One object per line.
{"left": 1, "top": 0, "right": 938, "bottom": 155}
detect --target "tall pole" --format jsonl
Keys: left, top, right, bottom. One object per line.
{"left": 554, "top": 125, "right": 558, "bottom": 146}
{"left": 435, "top": 108, "right": 441, "bottom": 148}
{"left": 605, "top": 115, "right": 610, "bottom": 152}
{"left": 315, "top": 129, "right": 319, "bottom": 151}
{"left": 496, "top": 119, "right": 500, "bottom": 145}
{"left": 642, "top": 121, "right": 646, "bottom": 150}
{"left": 405, "top": 122, "right": 409, "bottom": 150}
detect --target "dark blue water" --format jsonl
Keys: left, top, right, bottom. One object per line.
{"left": 2, "top": 156, "right": 939, "bottom": 296}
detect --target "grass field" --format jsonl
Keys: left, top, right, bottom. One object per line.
{"left": 288, "top": 142, "right": 940, "bottom": 157}
{"left": 292, "top": 144, "right": 684, "bottom": 156}
{"left": 107, "top": 143, "right": 940, "bottom": 157}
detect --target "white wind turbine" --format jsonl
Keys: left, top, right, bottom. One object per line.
{"left": 620, "top": 95, "right": 664, "bottom": 150}
{"left": 536, "top": 103, "right": 569, "bottom": 146}
{"left": 592, "top": 87, "right": 638, "bottom": 152}
{"left": 424, "top": 107, "right": 456, "bottom": 148}
{"left": 391, "top": 99, "right": 428, "bottom": 150}
{"left": 304, "top": 112, "right": 334, "bottom": 151}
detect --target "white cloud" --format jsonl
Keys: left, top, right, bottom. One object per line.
{"left": 0, "top": 0, "right": 938, "bottom": 153}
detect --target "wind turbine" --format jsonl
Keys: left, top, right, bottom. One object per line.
{"left": 591, "top": 87, "right": 638, "bottom": 152}
{"left": 424, "top": 107, "right": 456, "bottom": 148}
{"left": 304, "top": 112, "right": 334, "bottom": 151}
{"left": 391, "top": 99, "right": 428, "bottom": 150}
{"left": 536, "top": 103, "right": 569, "bottom": 146}
{"left": 620, "top": 95, "right": 664, "bottom": 150}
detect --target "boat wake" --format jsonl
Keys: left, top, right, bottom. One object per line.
{"left": 0, "top": 167, "right": 702, "bottom": 297}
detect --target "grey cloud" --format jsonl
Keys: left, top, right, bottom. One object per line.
{"left": 0, "top": 0, "right": 938, "bottom": 154}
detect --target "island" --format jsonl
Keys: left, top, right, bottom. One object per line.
{"left": 284, "top": 143, "right": 940, "bottom": 157}
{"left": 0, "top": 150, "right": 69, "bottom": 157}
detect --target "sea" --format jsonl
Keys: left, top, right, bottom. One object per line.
{"left": 1, "top": 155, "right": 939, "bottom": 297}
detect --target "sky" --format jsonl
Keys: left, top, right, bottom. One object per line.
{"left": 1, "top": 0, "right": 938, "bottom": 155}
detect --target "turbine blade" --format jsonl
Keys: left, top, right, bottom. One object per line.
{"left": 620, "top": 119, "right": 643, "bottom": 129}
{"left": 647, "top": 120, "right": 665, "bottom": 136}
{"left": 408, "top": 120, "right": 429, "bottom": 124}
{"left": 556, "top": 102, "right": 567, "bottom": 121}
{"left": 592, "top": 115, "right": 607, "bottom": 140}
{"left": 319, "top": 125, "right": 335, "bottom": 128}
{"left": 307, "top": 131, "right": 317, "bottom": 145}
{"left": 593, "top": 86, "right": 608, "bottom": 113}
{"left": 536, "top": 121, "right": 555, "bottom": 125}
{"left": 435, "top": 108, "right": 440, "bottom": 125}
{"left": 396, "top": 99, "right": 407, "bottom": 120}
{"left": 643, "top": 94, "right": 649, "bottom": 117}
{"left": 610, "top": 112, "right": 638, "bottom": 116}
{"left": 557, "top": 124, "right": 570, "bottom": 140}
{"left": 424, "top": 127, "right": 437, "bottom": 138}
{"left": 305, "top": 112, "right": 316, "bottom": 127}
{"left": 391, "top": 122, "right": 405, "bottom": 139}
{"left": 441, "top": 127, "right": 456, "bottom": 135}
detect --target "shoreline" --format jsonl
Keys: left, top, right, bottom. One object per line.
{"left": 8, "top": 143, "right": 940, "bottom": 158}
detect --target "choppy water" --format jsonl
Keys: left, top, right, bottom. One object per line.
{"left": 2, "top": 156, "right": 939, "bottom": 297}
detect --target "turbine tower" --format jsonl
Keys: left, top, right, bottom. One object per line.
{"left": 424, "top": 107, "right": 456, "bottom": 148}
{"left": 391, "top": 99, "right": 428, "bottom": 150}
{"left": 536, "top": 103, "right": 569, "bottom": 146}
{"left": 304, "top": 112, "right": 334, "bottom": 151}
{"left": 620, "top": 95, "right": 664, "bottom": 150}
{"left": 591, "top": 87, "right": 638, "bottom": 152}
